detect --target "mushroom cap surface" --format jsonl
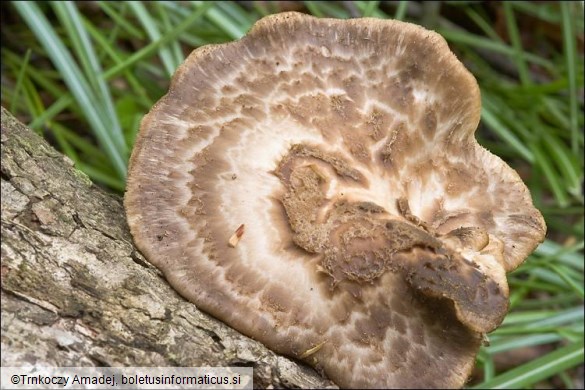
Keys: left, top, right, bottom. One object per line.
{"left": 125, "top": 12, "right": 546, "bottom": 389}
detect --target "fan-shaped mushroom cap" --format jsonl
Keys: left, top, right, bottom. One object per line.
{"left": 125, "top": 12, "right": 546, "bottom": 389}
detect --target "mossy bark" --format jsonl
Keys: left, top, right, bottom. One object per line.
{"left": 0, "top": 106, "right": 335, "bottom": 389}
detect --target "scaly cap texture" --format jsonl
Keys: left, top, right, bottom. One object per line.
{"left": 125, "top": 12, "right": 546, "bottom": 388}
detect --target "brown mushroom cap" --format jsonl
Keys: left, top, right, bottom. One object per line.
{"left": 125, "top": 12, "right": 546, "bottom": 389}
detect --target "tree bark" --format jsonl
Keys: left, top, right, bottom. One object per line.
{"left": 0, "top": 106, "right": 336, "bottom": 389}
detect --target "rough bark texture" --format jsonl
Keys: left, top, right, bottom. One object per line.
{"left": 0, "top": 106, "right": 336, "bottom": 389}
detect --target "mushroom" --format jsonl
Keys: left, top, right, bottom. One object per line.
{"left": 125, "top": 12, "right": 546, "bottom": 388}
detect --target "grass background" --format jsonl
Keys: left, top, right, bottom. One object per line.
{"left": 1, "top": 1, "right": 583, "bottom": 388}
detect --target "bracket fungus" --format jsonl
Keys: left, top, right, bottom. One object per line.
{"left": 125, "top": 12, "right": 546, "bottom": 389}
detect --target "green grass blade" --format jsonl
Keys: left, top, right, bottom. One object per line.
{"left": 439, "top": 28, "right": 554, "bottom": 71}
{"left": 394, "top": 1, "right": 409, "bottom": 20}
{"left": 12, "top": 1, "right": 127, "bottom": 179}
{"left": 542, "top": 132, "right": 582, "bottom": 200}
{"left": 155, "top": 2, "right": 185, "bottom": 66}
{"left": 502, "top": 310, "right": 560, "bottom": 326}
{"left": 129, "top": 1, "right": 177, "bottom": 77}
{"left": 216, "top": 1, "right": 255, "bottom": 26}
{"left": 472, "top": 341, "right": 584, "bottom": 389}
{"left": 194, "top": 1, "right": 247, "bottom": 39}
{"left": 361, "top": 1, "right": 380, "bottom": 17}
{"left": 481, "top": 100, "right": 534, "bottom": 163}
{"left": 510, "top": 1, "right": 562, "bottom": 24}
{"left": 485, "top": 333, "right": 563, "bottom": 354}
{"left": 76, "top": 161, "right": 126, "bottom": 192}
{"left": 534, "top": 239, "right": 584, "bottom": 270}
{"left": 560, "top": 2, "right": 581, "bottom": 154}
{"left": 53, "top": 1, "right": 127, "bottom": 155}
{"left": 2, "top": 49, "right": 66, "bottom": 100}
{"left": 515, "top": 307, "right": 584, "bottom": 329}
{"left": 543, "top": 96, "right": 571, "bottom": 130}
{"left": 304, "top": 2, "right": 325, "bottom": 18}
{"left": 546, "top": 263, "right": 585, "bottom": 299}
{"left": 502, "top": 3, "right": 531, "bottom": 86}
{"left": 97, "top": 2, "right": 145, "bottom": 40}
{"left": 532, "top": 144, "right": 570, "bottom": 207}
{"left": 50, "top": 123, "right": 79, "bottom": 163}
{"left": 104, "top": 2, "right": 214, "bottom": 80}
{"left": 10, "top": 48, "right": 32, "bottom": 114}
{"left": 51, "top": 2, "right": 98, "bottom": 92}
{"left": 465, "top": 7, "right": 502, "bottom": 42}
{"left": 28, "top": 95, "right": 72, "bottom": 131}
{"left": 81, "top": 18, "right": 150, "bottom": 108}
{"left": 22, "top": 77, "right": 45, "bottom": 126}
{"left": 52, "top": 122, "right": 111, "bottom": 166}
{"left": 476, "top": 349, "right": 495, "bottom": 381}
